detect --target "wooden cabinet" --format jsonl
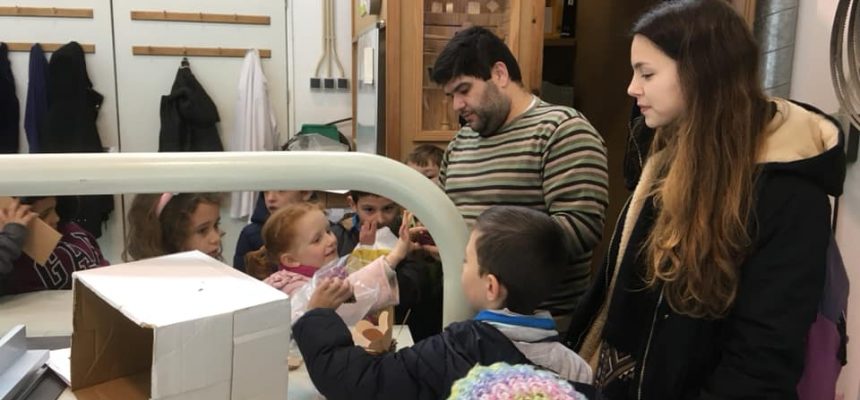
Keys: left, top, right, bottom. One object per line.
{"left": 353, "top": 0, "right": 545, "bottom": 160}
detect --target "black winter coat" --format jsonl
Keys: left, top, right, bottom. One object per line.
{"left": 159, "top": 64, "right": 223, "bottom": 152}
{"left": 0, "top": 42, "right": 19, "bottom": 153}
{"left": 40, "top": 42, "right": 113, "bottom": 238}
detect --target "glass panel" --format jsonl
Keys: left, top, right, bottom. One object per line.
{"left": 422, "top": 0, "right": 510, "bottom": 132}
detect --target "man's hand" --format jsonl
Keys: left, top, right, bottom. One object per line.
{"left": 308, "top": 278, "right": 354, "bottom": 310}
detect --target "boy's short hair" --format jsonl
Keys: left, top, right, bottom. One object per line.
{"left": 405, "top": 144, "right": 444, "bottom": 167}
{"left": 347, "top": 190, "right": 375, "bottom": 203}
{"left": 430, "top": 26, "right": 522, "bottom": 85}
{"left": 473, "top": 206, "right": 567, "bottom": 315}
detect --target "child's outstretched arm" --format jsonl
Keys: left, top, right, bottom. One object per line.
{"left": 0, "top": 200, "right": 36, "bottom": 274}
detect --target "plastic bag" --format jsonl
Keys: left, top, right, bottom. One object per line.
{"left": 346, "top": 226, "right": 399, "bottom": 273}
{"left": 290, "top": 255, "right": 381, "bottom": 326}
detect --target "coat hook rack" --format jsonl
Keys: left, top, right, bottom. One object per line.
{"left": 130, "top": 10, "right": 270, "bottom": 25}
{"left": 4, "top": 42, "right": 95, "bottom": 53}
{"left": 0, "top": 6, "right": 93, "bottom": 18}
{"left": 132, "top": 45, "right": 271, "bottom": 59}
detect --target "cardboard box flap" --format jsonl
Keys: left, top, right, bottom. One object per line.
{"left": 72, "top": 251, "right": 287, "bottom": 328}
{"left": 71, "top": 282, "right": 153, "bottom": 391}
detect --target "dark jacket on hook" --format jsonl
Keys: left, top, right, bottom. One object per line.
{"left": 25, "top": 43, "right": 48, "bottom": 153}
{"left": 159, "top": 62, "right": 223, "bottom": 151}
{"left": 0, "top": 42, "right": 20, "bottom": 153}
{"left": 41, "top": 41, "right": 113, "bottom": 238}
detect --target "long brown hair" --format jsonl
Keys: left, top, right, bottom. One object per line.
{"left": 634, "top": 0, "right": 771, "bottom": 318}
{"left": 245, "top": 202, "right": 324, "bottom": 280}
{"left": 122, "top": 193, "right": 222, "bottom": 261}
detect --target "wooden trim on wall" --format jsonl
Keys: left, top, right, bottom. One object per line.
{"left": 0, "top": 6, "right": 92, "bottom": 18}
{"left": 132, "top": 46, "right": 271, "bottom": 58}
{"left": 130, "top": 10, "right": 270, "bottom": 25}
{"left": 5, "top": 42, "right": 95, "bottom": 53}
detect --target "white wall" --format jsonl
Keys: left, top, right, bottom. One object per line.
{"left": 791, "top": 1, "right": 860, "bottom": 399}
{"left": 287, "top": 0, "right": 353, "bottom": 138}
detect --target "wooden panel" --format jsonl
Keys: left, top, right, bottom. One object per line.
{"left": 385, "top": 0, "right": 402, "bottom": 159}
{"left": 424, "top": 12, "right": 503, "bottom": 27}
{"left": 400, "top": 2, "right": 425, "bottom": 155}
{"left": 5, "top": 42, "right": 95, "bottom": 53}
{"left": 132, "top": 46, "right": 271, "bottom": 58}
{"left": 730, "top": 0, "right": 756, "bottom": 28}
{"left": 0, "top": 6, "right": 92, "bottom": 18}
{"left": 514, "top": 0, "right": 545, "bottom": 92}
{"left": 130, "top": 10, "right": 270, "bottom": 25}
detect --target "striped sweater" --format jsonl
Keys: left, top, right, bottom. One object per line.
{"left": 440, "top": 99, "right": 609, "bottom": 314}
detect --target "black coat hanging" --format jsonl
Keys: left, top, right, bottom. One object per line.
{"left": 41, "top": 41, "right": 113, "bottom": 238}
{"left": 0, "top": 42, "right": 20, "bottom": 153}
{"left": 159, "top": 58, "right": 223, "bottom": 151}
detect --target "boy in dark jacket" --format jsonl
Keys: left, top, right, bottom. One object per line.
{"left": 293, "top": 206, "right": 592, "bottom": 399}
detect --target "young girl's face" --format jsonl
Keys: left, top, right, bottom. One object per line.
{"left": 627, "top": 34, "right": 685, "bottom": 128}
{"left": 182, "top": 202, "right": 222, "bottom": 259}
{"left": 282, "top": 210, "right": 338, "bottom": 268}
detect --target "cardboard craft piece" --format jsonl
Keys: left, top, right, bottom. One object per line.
{"left": 0, "top": 196, "right": 61, "bottom": 265}
{"left": 70, "top": 251, "right": 291, "bottom": 400}
{"left": 350, "top": 309, "right": 394, "bottom": 354}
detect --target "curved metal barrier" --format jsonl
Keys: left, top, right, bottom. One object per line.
{"left": 0, "top": 151, "right": 471, "bottom": 325}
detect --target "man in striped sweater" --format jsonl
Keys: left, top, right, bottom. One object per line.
{"left": 431, "top": 27, "right": 609, "bottom": 323}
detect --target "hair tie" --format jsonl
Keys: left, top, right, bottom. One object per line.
{"left": 155, "top": 193, "right": 176, "bottom": 217}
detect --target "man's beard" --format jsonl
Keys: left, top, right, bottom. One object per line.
{"left": 468, "top": 83, "right": 511, "bottom": 137}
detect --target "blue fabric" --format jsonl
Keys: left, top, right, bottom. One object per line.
{"left": 25, "top": 43, "right": 47, "bottom": 153}
{"left": 474, "top": 309, "right": 556, "bottom": 330}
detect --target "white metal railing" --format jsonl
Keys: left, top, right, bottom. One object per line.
{"left": 0, "top": 151, "right": 471, "bottom": 325}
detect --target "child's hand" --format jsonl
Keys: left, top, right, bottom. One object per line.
{"left": 307, "top": 278, "right": 353, "bottom": 310}
{"left": 384, "top": 211, "right": 414, "bottom": 268}
{"left": 359, "top": 219, "right": 377, "bottom": 246}
{"left": 0, "top": 199, "right": 36, "bottom": 229}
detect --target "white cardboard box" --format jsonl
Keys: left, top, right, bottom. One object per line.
{"left": 69, "top": 251, "right": 290, "bottom": 400}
